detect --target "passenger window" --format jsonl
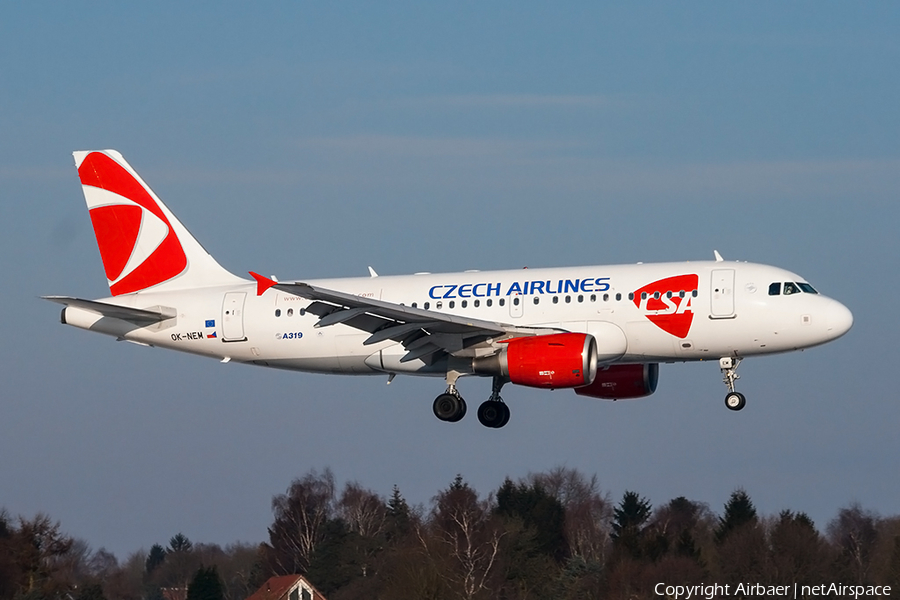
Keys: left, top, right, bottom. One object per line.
{"left": 436, "top": 301, "right": 443, "bottom": 309}
{"left": 692, "top": 290, "right": 698, "bottom": 297}
{"left": 461, "top": 300, "right": 467, "bottom": 308}
{"left": 768, "top": 282, "right": 781, "bottom": 296}
{"left": 666, "top": 291, "right": 672, "bottom": 299}
{"left": 577, "top": 295, "right": 583, "bottom": 303}
{"left": 653, "top": 292, "right": 660, "bottom": 299}
{"left": 412, "top": 302, "right": 417, "bottom": 308}
{"left": 616, "top": 293, "right": 622, "bottom": 301}
{"left": 533, "top": 297, "right": 540, "bottom": 305}
{"left": 287, "top": 308, "right": 293, "bottom": 317}
{"left": 783, "top": 282, "right": 800, "bottom": 295}
{"left": 628, "top": 293, "right": 635, "bottom": 301}
{"left": 499, "top": 298, "right": 505, "bottom": 307}
{"left": 275, "top": 309, "right": 281, "bottom": 317}
{"left": 565, "top": 295, "right": 571, "bottom": 303}
{"left": 449, "top": 300, "right": 455, "bottom": 308}
{"left": 512, "top": 297, "right": 519, "bottom": 306}
{"left": 601, "top": 293, "right": 607, "bottom": 302}
{"left": 641, "top": 292, "right": 648, "bottom": 300}
{"left": 679, "top": 290, "right": 685, "bottom": 298}
{"left": 300, "top": 308, "right": 306, "bottom": 316}
{"left": 486, "top": 299, "right": 492, "bottom": 307}
{"left": 424, "top": 302, "right": 430, "bottom": 310}
{"left": 552, "top": 296, "right": 559, "bottom": 304}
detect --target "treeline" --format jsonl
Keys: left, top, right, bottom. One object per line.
{"left": 2, "top": 467, "right": 900, "bottom": 600}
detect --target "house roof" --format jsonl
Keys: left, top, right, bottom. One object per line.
{"left": 245, "top": 575, "right": 326, "bottom": 600}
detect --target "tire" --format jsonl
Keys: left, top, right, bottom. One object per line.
{"left": 477, "top": 400, "right": 509, "bottom": 428}
{"left": 724, "top": 392, "right": 746, "bottom": 411}
{"left": 496, "top": 402, "right": 510, "bottom": 428}
{"left": 434, "top": 393, "right": 464, "bottom": 421}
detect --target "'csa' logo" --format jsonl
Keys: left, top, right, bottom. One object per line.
{"left": 632, "top": 274, "right": 699, "bottom": 339}
{"left": 80, "top": 152, "right": 187, "bottom": 296}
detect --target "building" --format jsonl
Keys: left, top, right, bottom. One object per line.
{"left": 245, "top": 575, "right": 326, "bottom": 600}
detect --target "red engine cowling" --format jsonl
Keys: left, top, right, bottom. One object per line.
{"left": 574, "top": 363, "right": 659, "bottom": 399}
{"left": 474, "top": 333, "right": 598, "bottom": 389}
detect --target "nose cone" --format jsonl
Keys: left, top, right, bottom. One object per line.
{"left": 825, "top": 299, "right": 853, "bottom": 340}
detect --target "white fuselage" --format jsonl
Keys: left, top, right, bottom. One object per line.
{"left": 62, "top": 260, "right": 853, "bottom": 379}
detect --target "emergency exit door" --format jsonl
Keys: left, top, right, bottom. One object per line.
{"left": 710, "top": 269, "right": 735, "bottom": 318}
{"left": 222, "top": 292, "right": 247, "bottom": 341}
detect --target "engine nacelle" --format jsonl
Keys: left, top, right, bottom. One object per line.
{"left": 474, "top": 333, "right": 598, "bottom": 389}
{"left": 574, "top": 363, "right": 659, "bottom": 399}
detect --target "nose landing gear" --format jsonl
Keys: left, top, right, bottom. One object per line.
{"left": 720, "top": 356, "right": 746, "bottom": 411}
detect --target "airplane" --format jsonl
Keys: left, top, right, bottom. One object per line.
{"left": 45, "top": 150, "right": 854, "bottom": 428}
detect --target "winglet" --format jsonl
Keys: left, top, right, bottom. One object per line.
{"left": 249, "top": 271, "right": 279, "bottom": 296}
{"left": 368, "top": 266, "right": 379, "bottom": 278}
{"left": 714, "top": 250, "right": 724, "bottom": 262}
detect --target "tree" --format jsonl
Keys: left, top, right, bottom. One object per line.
{"left": 828, "top": 503, "right": 879, "bottom": 584}
{"left": 530, "top": 467, "right": 613, "bottom": 567}
{"left": 610, "top": 491, "right": 652, "bottom": 561}
{"left": 13, "top": 513, "right": 75, "bottom": 597}
{"left": 169, "top": 534, "right": 193, "bottom": 554}
{"left": 385, "top": 485, "right": 413, "bottom": 542}
{"left": 145, "top": 544, "right": 167, "bottom": 575}
{"left": 768, "top": 510, "right": 830, "bottom": 584}
{"left": 495, "top": 478, "right": 567, "bottom": 561}
{"left": 644, "top": 497, "right": 710, "bottom": 566}
{"left": 714, "top": 491, "right": 766, "bottom": 584}
{"left": 264, "top": 468, "right": 336, "bottom": 575}
{"left": 422, "top": 475, "right": 504, "bottom": 600}
{"left": 186, "top": 566, "right": 224, "bottom": 600}
{"left": 715, "top": 489, "right": 758, "bottom": 544}
{"left": 338, "top": 482, "right": 386, "bottom": 540}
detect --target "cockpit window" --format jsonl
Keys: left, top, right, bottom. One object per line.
{"left": 783, "top": 282, "right": 800, "bottom": 295}
{"left": 797, "top": 282, "right": 818, "bottom": 294}
{"left": 768, "top": 282, "right": 781, "bottom": 296}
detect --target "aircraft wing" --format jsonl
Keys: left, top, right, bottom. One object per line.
{"left": 251, "top": 273, "right": 561, "bottom": 364}
{"left": 42, "top": 296, "right": 175, "bottom": 324}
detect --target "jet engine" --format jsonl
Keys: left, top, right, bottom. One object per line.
{"left": 574, "top": 363, "right": 659, "bottom": 399}
{"left": 474, "top": 332, "right": 598, "bottom": 389}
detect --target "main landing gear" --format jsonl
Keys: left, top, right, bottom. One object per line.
{"left": 720, "top": 356, "right": 746, "bottom": 411}
{"left": 432, "top": 374, "right": 510, "bottom": 428}
{"left": 477, "top": 377, "right": 510, "bottom": 429}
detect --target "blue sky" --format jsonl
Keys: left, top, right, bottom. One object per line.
{"left": 1, "top": 3, "right": 898, "bottom": 558}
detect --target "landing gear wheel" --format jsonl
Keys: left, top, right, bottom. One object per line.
{"left": 477, "top": 400, "right": 510, "bottom": 428}
{"left": 724, "top": 391, "right": 746, "bottom": 411}
{"left": 433, "top": 393, "right": 466, "bottom": 422}
{"left": 496, "top": 402, "right": 510, "bottom": 428}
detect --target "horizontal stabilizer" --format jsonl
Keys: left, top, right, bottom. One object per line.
{"left": 42, "top": 296, "right": 175, "bottom": 324}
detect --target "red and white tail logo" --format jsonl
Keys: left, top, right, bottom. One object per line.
{"left": 632, "top": 274, "right": 699, "bottom": 338}
{"left": 78, "top": 152, "right": 187, "bottom": 295}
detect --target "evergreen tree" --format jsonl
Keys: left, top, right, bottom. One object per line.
{"left": 305, "top": 519, "right": 360, "bottom": 595}
{"left": 610, "top": 491, "right": 652, "bottom": 561}
{"left": 715, "top": 489, "right": 758, "bottom": 543}
{"left": 145, "top": 544, "right": 167, "bottom": 575}
{"left": 186, "top": 566, "right": 224, "bottom": 600}
{"left": 495, "top": 478, "right": 567, "bottom": 561}
{"left": 385, "top": 485, "right": 412, "bottom": 542}
{"left": 168, "top": 534, "right": 193, "bottom": 554}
